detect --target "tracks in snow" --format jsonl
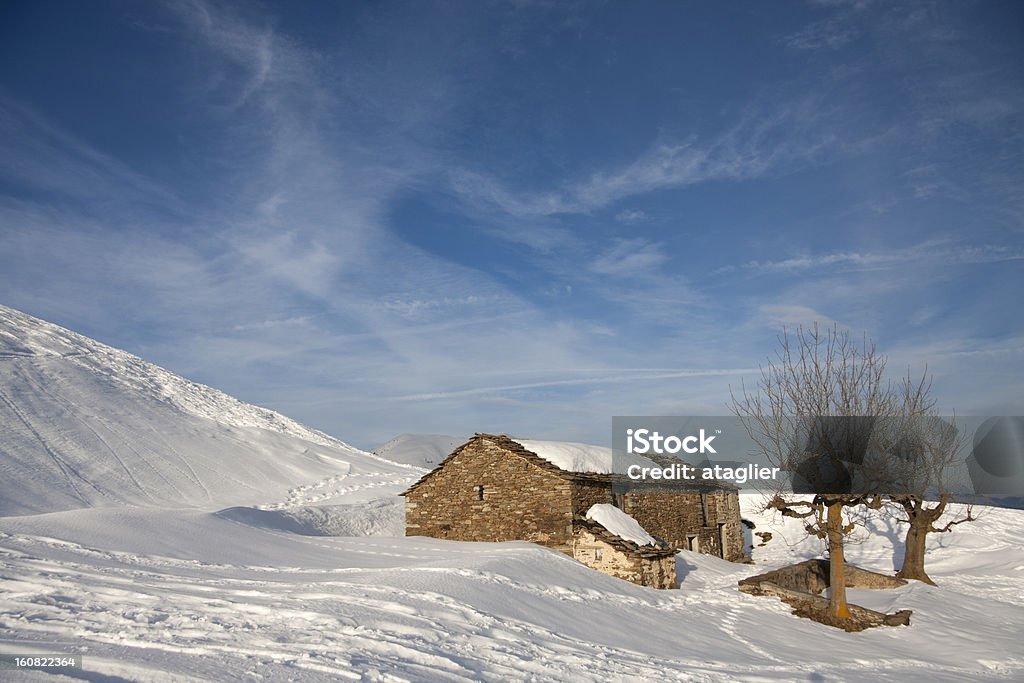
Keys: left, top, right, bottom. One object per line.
{"left": 0, "top": 536, "right": 716, "bottom": 682}
{"left": 0, "top": 385, "right": 105, "bottom": 505}
{"left": 261, "top": 467, "right": 415, "bottom": 511}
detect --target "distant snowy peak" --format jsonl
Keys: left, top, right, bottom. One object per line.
{"left": 0, "top": 304, "right": 352, "bottom": 453}
{"left": 373, "top": 433, "right": 465, "bottom": 469}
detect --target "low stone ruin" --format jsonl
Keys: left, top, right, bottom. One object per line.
{"left": 739, "top": 559, "right": 912, "bottom": 632}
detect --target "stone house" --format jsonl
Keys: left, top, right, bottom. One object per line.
{"left": 401, "top": 433, "right": 745, "bottom": 587}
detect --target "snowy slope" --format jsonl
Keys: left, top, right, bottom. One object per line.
{"left": 372, "top": 433, "right": 466, "bottom": 468}
{"left": 0, "top": 304, "right": 419, "bottom": 515}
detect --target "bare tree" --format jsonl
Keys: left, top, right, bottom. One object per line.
{"left": 730, "top": 323, "right": 932, "bottom": 620}
{"left": 890, "top": 493, "right": 974, "bottom": 584}
{"left": 882, "top": 399, "right": 975, "bottom": 584}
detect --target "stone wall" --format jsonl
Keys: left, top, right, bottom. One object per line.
{"left": 404, "top": 437, "right": 576, "bottom": 551}
{"left": 570, "top": 479, "right": 614, "bottom": 516}
{"left": 621, "top": 489, "right": 746, "bottom": 561}
{"left": 572, "top": 528, "right": 677, "bottom": 589}
{"left": 739, "top": 559, "right": 909, "bottom": 595}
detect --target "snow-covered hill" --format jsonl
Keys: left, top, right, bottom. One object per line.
{"left": 373, "top": 433, "right": 466, "bottom": 468}
{"left": 0, "top": 304, "right": 419, "bottom": 515}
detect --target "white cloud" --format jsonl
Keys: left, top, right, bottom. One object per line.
{"left": 591, "top": 239, "right": 668, "bottom": 278}
{"left": 234, "top": 231, "right": 342, "bottom": 298}
{"left": 615, "top": 209, "right": 648, "bottom": 223}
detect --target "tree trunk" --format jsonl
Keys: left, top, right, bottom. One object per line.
{"left": 826, "top": 502, "right": 850, "bottom": 618}
{"left": 896, "top": 517, "right": 935, "bottom": 585}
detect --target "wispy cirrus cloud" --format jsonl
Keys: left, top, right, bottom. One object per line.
{"left": 447, "top": 93, "right": 843, "bottom": 222}
{"left": 719, "top": 241, "right": 1024, "bottom": 276}
{"left": 395, "top": 367, "right": 757, "bottom": 402}
{"left": 2, "top": 0, "right": 1021, "bottom": 446}
{"left": 0, "top": 96, "right": 188, "bottom": 217}
{"left": 614, "top": 209, "right": 648, "bottom": 224}
{"left": 451, "top": 141, "right": 762, "bottom": 221}
{"left": 783, "top": 15, "right": 859, "bottom": 51}
{"left": 6, "top": 1, "right": 745, "bottom": 447}
{"left": 590, "top": 239, "right": 668, "bottom": 278}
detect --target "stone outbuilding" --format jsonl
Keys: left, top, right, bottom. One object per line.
{"left": 618, "top": 486, "right": 745, "bottom": 562}
{"left": 400, "top": 433, "right": 745, "bottom": 587}
{"left": 573, "top": 504, "right": 677, "bottom": 589}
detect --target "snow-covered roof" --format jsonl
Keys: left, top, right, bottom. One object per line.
{"left": 402, "top": 433, "right": 663, "bottom": 495}
{"left": 516, "top": 439, "right": 614, "bottom": 474}
{"left": 516, "top": 438, "right": 659, "bottom": 474}
{"left": 585, "top": 503, "right": 658, "bottom": 547}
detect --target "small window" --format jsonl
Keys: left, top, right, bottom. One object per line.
{"left": 594, "top": 548, "right": 603, "bottom": 561}
{"left": 474, "top": 485, "right": 484, "bottom": 500}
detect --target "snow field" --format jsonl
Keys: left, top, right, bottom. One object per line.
{"left": 1, "top": 496, "right": 1022, "bottom": 682}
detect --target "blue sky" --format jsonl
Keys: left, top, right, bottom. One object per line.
{"left": 1, "top": 0, "right": 1022, "bottom": 449}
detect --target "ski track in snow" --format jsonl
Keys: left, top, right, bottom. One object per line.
{"left": 22, "top": 371, "right": 162, "bottom": 502}
{"left": 0, "top": 385, "right": 97, "bottom": 505}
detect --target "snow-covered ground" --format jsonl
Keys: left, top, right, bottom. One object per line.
{"left": 2, "top": 497, "right": 1022, "bottom": 681}
{"left": 2, "top": 305, "right": 1023, "bottom": 681}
